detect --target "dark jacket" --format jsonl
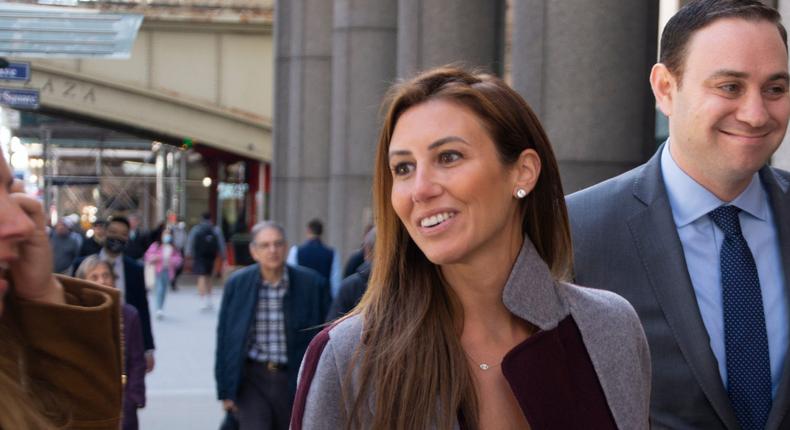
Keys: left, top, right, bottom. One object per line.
{"left": 327, "top": 262, "right": 370, "bottom": 321}
{"left": 215, "top": 263, "right": 330, "bottom": 401}
{"left": 124, "top": 229, "right": 151, "bottom": 261}
{"left": 342, "top": 249, "right": 365, "bottom": 278}
{"left": 74, "top": 254, "right": 155, "bottom": 351}
{"left": 80, "top": 236, "right": 103, "bottom": 257}
{"left": 122, "top": 304, "right": 146, "bottom": 408}
{"left": 296, "top": 239, "right": 334, "bottom": 281}
{"left": 566, "top": 146, "right": 790, "bottom": 429}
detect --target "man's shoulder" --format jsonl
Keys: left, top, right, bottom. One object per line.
{"left": 566, "top": 163, "right": 645, "bottom": 207}
{"left": 764, "top": 164, "right": 790, "bottom": 190}
{"left": 301, "top": 239, "right": 334, "bottom": 254}
{"left": 226, "top": 264, "right": 259, "bottom": 284}
{"left": 288, "top": 264, "right": 326, "bottom": 285}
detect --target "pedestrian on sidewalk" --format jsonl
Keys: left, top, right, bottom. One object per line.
{"left": 186, "top": 212, "right": 226, "bottom": 310}
{"left": 216, "top": 221, "right": 329, "bottom": 430}
{"left": 286, "top": 218, "right": 341, "bottom": 297}
{"left": 144, "top": 224, "right": 183, "bottom": 319}
{"left": 50, "top": 218, "right": 80, "bottom": 275}
{"left": 77, "top": 255, "right": 147, "bottom": 430}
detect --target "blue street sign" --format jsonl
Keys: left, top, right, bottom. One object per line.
{"left": 0, "top": 87, "right": 38, "bottom": 109}
{"left": 0, "top": 62, "right": 30, "bottom": 81}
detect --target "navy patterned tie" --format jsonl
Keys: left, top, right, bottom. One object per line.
{"left": 708, "top": 205, "right": 772, "bottom": 430}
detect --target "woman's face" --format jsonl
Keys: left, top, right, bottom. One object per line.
{"left": 86, "top": 264, "right": 115, "bottom": 288}
{"left": 388, "top": 99, "right": 526, "bottom": 266}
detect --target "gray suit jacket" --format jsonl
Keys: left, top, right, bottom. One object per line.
{"left": 295, "top": 239, "right": 651, "bottom": 429}
{"left": 566, "top": 147, "right": 790, "bottom": 429}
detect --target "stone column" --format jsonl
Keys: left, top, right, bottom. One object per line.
{"left": 272, "top": 0, "right": 333, "bottom": 244}
{"left": 328, "top": 0, "right": 397, "bottom": 261}
{"left": 397, "top": 0, "right": 505, "bottom": 78}
{"left": 511, "top": 1, "right": 659, "bottom": 192}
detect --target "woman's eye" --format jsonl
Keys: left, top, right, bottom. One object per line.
{"left": 438, "top": 151, "right": 461, "bottom": 164}
{"left": 392, "top": 162, "right": 413, "bottom": 176}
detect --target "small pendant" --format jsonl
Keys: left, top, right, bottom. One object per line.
{"left": 479, "top": 363, "right": 490, "bottom": 370}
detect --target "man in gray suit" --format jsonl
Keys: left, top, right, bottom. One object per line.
{"left": 567, "top": 1, "right": 790, "bottom": 429}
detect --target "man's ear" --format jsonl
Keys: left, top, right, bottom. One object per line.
{"left": 650, "top": 63, "right": 677, "bottom": 117}
{"left": 513, "top": 149, "right": 541, "bottom": 197}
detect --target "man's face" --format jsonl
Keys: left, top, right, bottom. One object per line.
{"left": 658, "top": 18, "right": 790, "bottom": 194}
{"left": 250, "top": 227, "right": 286, "bottom": 273}
{"left": 93, "top": 224, "right": 106, "bottom": 241}
{"left": 129, "top": 215, "right": 139, "bottom": 230}
{"left": 54, "top": 220, "right": 69, "bottom": 236}
{"left": 106, "top": 221, "right": 130, "bottom": 243}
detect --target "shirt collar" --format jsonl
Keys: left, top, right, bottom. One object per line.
{"left": 262, "top": 266, "right": 289, "bottom": 288}
{"left": 660, "top": 140, "right": 768, "bottom": 227}
{"left": 99, "top": 248, "right": 117, "bottom": 262}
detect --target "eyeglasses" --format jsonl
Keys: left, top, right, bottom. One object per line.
{"left": 252, "top": 240, "right": 285, "bottom": 250}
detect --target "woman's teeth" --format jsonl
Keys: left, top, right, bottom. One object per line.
{"left": 420, "top": 212, "right": 455, "bottom": 228}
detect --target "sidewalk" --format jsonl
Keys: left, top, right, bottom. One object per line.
{"left": 138, "top": 274, "right": 225, "bottom": 430}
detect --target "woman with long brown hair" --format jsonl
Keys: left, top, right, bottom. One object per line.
{"left": 291, "top": 67, "right": 650, "bottom": 429}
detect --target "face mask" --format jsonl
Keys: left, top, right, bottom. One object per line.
{"left": 105, "top": 237, "right": 127, "bottom": 254}
{"left": 163, "top": 235, "right": 173, "bottom": 244}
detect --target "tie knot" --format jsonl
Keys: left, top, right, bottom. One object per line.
{"left": 708, "top": 205, "right": 743, "bottom": 237}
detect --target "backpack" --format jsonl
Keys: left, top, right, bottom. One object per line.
{"left": 194, "top": 225, "right": 219, "bottom": 260}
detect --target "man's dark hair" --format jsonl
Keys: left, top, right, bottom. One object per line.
{"left": 108, "top": 215, "right": 131, "bottom": 230}
{"left": 93, "top": 219, "right": 107, "bottom": 227}
{"left": 201, "top": 212, "right": 211, "bottom": 221}
{"left": 307, "top": 218, "right": 323, "bottom": 236}
{"left": 660, "top": 0, "right": 787, "bottom": 83}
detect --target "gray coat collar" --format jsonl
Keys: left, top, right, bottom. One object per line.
{"left": 501, "top": 237, "right": 569, "bottom": 330}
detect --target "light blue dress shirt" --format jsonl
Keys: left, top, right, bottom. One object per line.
{"left": 661, "top": 141, "right": 788, "bottom": 397}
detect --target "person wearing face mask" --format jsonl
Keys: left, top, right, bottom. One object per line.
{"left": 0, "top": 152, "right": 123, "bottom": 429}
{"left": 144, "top": 224, "right": 183, "bottom": 319}
{"left": 73, "top": 215, "right": 156, "bottom": 373}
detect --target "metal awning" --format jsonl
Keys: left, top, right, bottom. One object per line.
{"left": 0, "top": 3, "right": 142, "bottom": 58}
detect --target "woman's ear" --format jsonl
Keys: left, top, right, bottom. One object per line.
{"left": 513, "top": 148, "right": 541, "bottom": 197}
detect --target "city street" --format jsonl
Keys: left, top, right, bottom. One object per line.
{"left": 138, "top": 274, "right": 225, "bottom": 430}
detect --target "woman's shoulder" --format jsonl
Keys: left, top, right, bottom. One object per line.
{"left": 556, "top": 281, "right": 641, "bottom": 330}
{"left": 293, "top": 315, "right": 364, "bottom": 429}
{"left": 312, "top": 314, "right": 364, "bottom": 364}
{"left": 298, "top": 315, "right": 364, "bottom": 392}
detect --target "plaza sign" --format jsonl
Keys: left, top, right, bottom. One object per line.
{"left": 0, "top": 88, "right": 39, "bottom": 109}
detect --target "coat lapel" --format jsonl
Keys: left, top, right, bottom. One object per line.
{"left": 761, "top": 166, "right": 790, "bottom": 430}
{"left": 626, "top": 150, "right": 740, "bottom": 429}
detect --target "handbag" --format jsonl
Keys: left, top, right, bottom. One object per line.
{"left": 143, "top": 262, "right": 156, "bottom": 291}
{"left": 219, "top": 411, "right": 239, "bottom": 430}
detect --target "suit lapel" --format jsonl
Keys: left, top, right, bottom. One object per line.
{"left": 762, "top": 167, "right": 790, "bottom": 430}
{"left": 626, "top": 150, "right": 740, "bottom": 429}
